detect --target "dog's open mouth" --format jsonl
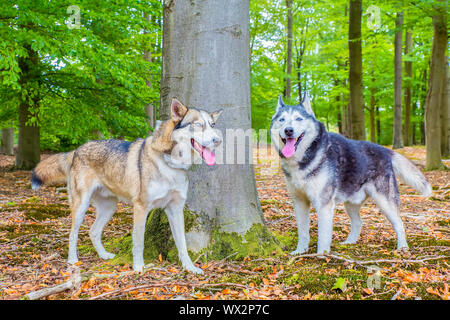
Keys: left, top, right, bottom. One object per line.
{"left": 281, "top": 132, "right": 305, "bottom": 158}
{"left": 191, "top": 139, "right": 216, "bottom": 166}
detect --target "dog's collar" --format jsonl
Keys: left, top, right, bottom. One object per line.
{"left": 174, "top": 121, "right": 190, "bottom": 131}
{"left": 163, "top": 153, "right": 191, "bottom": 170}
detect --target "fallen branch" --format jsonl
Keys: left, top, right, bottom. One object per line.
{"left": 23, "top": 269, "right": 82, "bottom": 300}
{"left": 22, "top": 269, "right": 135, "bottom": 300}
{"left": 89, "top": 281, "right": 252, "bottom": 300}
{"left": 288, "top": 253, "right": 446, "bottom": 267}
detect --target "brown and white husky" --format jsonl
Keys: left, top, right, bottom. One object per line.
{"left": 32, "top": 99, "right": 223, "bottom": 273}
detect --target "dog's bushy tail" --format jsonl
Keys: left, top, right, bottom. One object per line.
{"left": 31, "top": 151, "right": 75, "bottom": 190}
{"left": 391, "top": 152, "right": 432, "bottom": 196}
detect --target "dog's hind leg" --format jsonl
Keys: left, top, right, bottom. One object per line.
{"left": 290, "top": 194, "right": 311, "bottom": 255}
{"left": 341, "top": 202, "right": 362, "bottom": 244}
{"left": 370, "top": 192, "right": 408, "bottom": 250}
{"left": 90, "top": 195, "right": 117, "bottom": 260}
{"left": 165, "top": 200, "right": 203, "bottom": 274}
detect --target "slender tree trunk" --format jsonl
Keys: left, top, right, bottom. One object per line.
{"left": 376, "top": 105, "right": 381, "bottom": 144}
{"left": 144, "top": 14, "right": 156, "bottom": 130}
{"left": 285, "top": 0, "right": 293, "bottom": 99}
{"left": 348, "top": 0, "right": 366, "bottom": 140}
{"left": 425, "top": 4, "right": 447, "bottom": 170}
{"left": 403, "top": 31, "right": 413, "bottom": 146}
{"left": 369, "top": 65, "right": 376, "bottom": 143}
{"left": 1, "top": 127, "right": 14, "bottom": 155}
{"left": 15, "top": 44, "right": 40, "bottom": 170}
{"left": 369, "top": 92, "right": 376, "bottom": 143}
{"left": 441, "top": 57, "right": 449, "bottom": 157}
{"left": 420, "top": 67, "right": 428, "bottom": 145}
{"left": 158, "top": 0, "right": 278, "bottom": 259}
{"left": 335, "top": 79, "right": 343, "bottom": 134}
{"left": 393, "top": 12, "right": 404, "bottom": 149}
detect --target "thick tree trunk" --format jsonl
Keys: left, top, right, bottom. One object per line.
{"left": 425, "top": 5, "right": 447, "bottom": 170}
{"left": 1, "top": 127, "right": 14, "bottom": 155}
{"left": 393, "top": 12, "right": 403, "bottom": 149}
{"left": 285, "top": 0, "right": 293, "bottom": 99}
{"left": 15, "top": 44, "right": 40, "bottom": 170}
{"left": 348, "top": 0, "right": 366, "bottom": 140}
{"left": 403, "top": 31, "right": 413, "bottom": 146}
{"left": 157, "top": 0, "right": 278, "bottom": 259}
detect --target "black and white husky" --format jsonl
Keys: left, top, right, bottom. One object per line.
{"left": 270, "top": 94, "right": 431, "bottom": 255}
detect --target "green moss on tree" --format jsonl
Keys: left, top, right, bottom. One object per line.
{"left": 205, "top": 223, "right": 282, "bottom": 260}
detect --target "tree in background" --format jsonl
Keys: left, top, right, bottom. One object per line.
{"left": 425, "top": 0, "right": 447, "bottom": 170}
{"left": 392, "top": 11, "right": 404, "bottom": 149}
{"left": 284, "top": 0, "right": 293, "bottom": 99}
{"left": 0, "top": 0, "right": 162, "bottom": 168}
{"left": 348, "top": 0, "right": 366, "bottom": 140}
{"left": 403, "top": 30, "right": 413, "bottom": 146}
{"left": 1, "top": 127, "right": 14, "bottom": 155}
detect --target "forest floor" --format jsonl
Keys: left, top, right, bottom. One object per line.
{"left": 0, "top": 145, "right": 448, "bottom": 300}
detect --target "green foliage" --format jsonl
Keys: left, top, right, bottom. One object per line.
{"left": 0, "top": 1, "right": 439, "bottom": 150}
{"left": 249, "top": 0, "right": 436, "bottom": 145}
{"left": 0, "top": 0, "right": 162, "bottom": 150}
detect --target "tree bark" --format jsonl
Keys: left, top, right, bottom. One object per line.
{"left": 369, "top": 95, "right": 376, "bottom": 143}
{"left": 425, "top": 4, "right": 447, "bottom": 170}
{"left": 348, "top": 0, "right": 366, "bottom": 140}
{"left": 369, "top": 64, "right": 376, "bottom": 143}
{"left": 285, "top": 0, "right": 293, "bottom": 99}
{"left": 420, "top": 67, "right": 428, "bottom": 145}
{"left": 158, "top": 0, "right": 277, "bottom": 258}
{"left": 144, "top": 14, "right": 156, "bottom": 130}
{"left": 15, "top": 44, "right": 40, "bottom": 170}
{"left": 376, "top": 105, "right": 381, "bottom": 144}
{"left": 403, "top": 31, "right": 413, "bottom": 146}
{"left": 1, "top": 127, "right": 14, "bottom": 155}
{"left": 393, "top": 12, "right": 404, "bottom": 149}
{"left": 441, "top": 56, "right": 449, "bottom": 157}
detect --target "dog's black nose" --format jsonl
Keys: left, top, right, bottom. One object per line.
{"left": 284, "top": 127, "right": 294, "bottom": 137}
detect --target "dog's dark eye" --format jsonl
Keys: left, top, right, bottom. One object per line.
{"left": 296, "top": 117, "right": 302, "bottom": 121}
{"left": 210, "top": 122, "right": 215, "bottom": 128}
{"left": 279, "top": 118, "right": 285, "bottom": 122}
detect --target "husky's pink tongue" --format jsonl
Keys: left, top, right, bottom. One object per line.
{"left": 201, "top": 146, "right": 216, "bottom": 166}
{"left": 282, "top": 138, "right": 296, "bottom": 158}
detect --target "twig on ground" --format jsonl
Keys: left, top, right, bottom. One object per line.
{"left": 22, "top": 269, "right": 136, "bottom": 300}
{"left": 88, "top": 281, "right": 252, "bottom": 300}
{"left": 288, "top": 253, "right": 447, "bottom": 267}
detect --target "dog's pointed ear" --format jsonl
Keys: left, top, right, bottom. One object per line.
{"left": 170, "top": 98, "right": 188, "bottom": 122}
{"left": 276, "top": 95, "right": 285, "bottom": 112}
{"left": 210, "top": 109, "right": 223, "bottom": 123}
{"left": 302, "top": 92, "right": 315, "bottom": 117}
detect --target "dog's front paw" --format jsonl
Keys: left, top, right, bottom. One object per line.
{"left": 99, "top": 252, "right": 116, "bottom": 260}
{"left": 340, "top": 239, "right": 357, "bottom": 245}
{"left": 133, "top": 264, "right": 144, "bottom": 273}
{"left": 396, "top": 244, "right": 409, "bottom": 252}
{"left": 290, "top": 249, "right": 307, "bottom": 256}
{"left": 184, "top": 264, "right": 204, "bottom": 275}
